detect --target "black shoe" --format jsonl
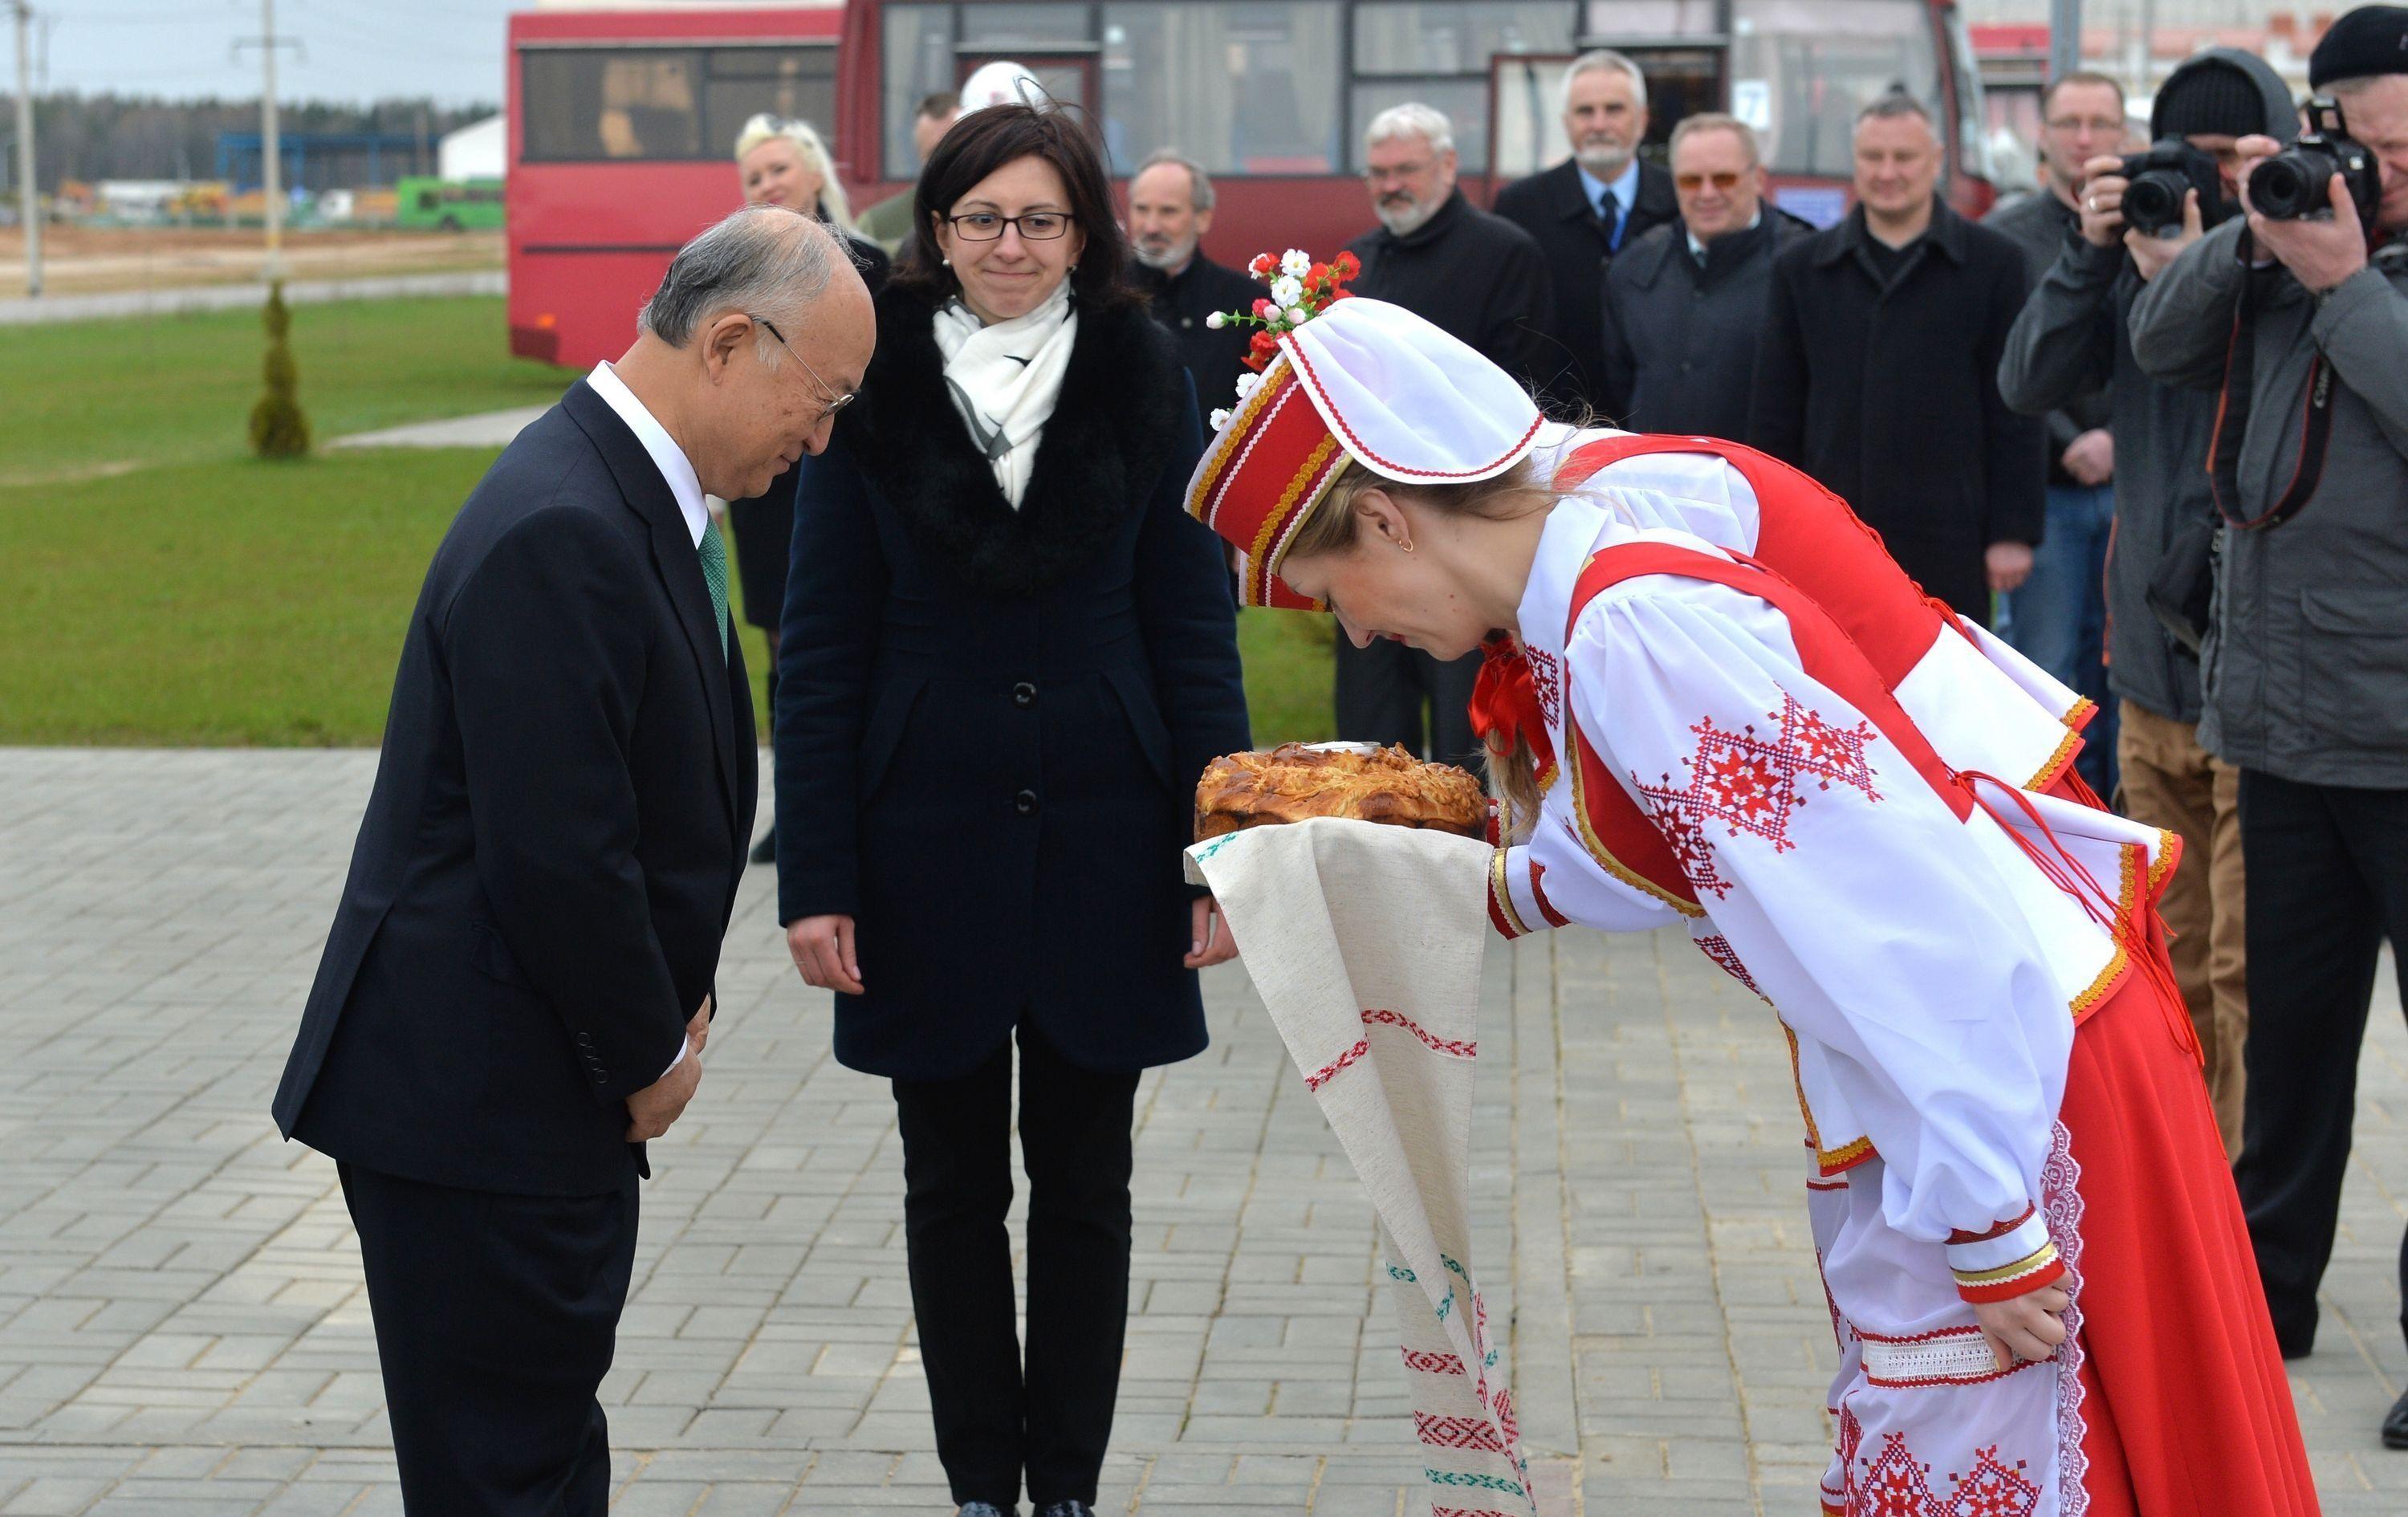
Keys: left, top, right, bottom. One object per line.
{"left": 2384, "top": 1386, "right": 2408, "bottom": 1450}
{"left": 749, "top": 831, "right": 776, "bottom": 864}
{"left": 957, "top": 1504, "right": 1015, "bottom": 1517}
{"left": 1035, "top": 1504, "right": 1092, "bottom": 1517}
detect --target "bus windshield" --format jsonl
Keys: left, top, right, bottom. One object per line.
{"left": 521, "top": 44, "right": 836, "bottom": 162}
{"left": 1728, "top": 0, "right": 1943, "bottom": 178}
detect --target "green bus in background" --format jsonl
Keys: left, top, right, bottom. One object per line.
{"left": 395, "top": 177, "right": 504, "bottom": 232}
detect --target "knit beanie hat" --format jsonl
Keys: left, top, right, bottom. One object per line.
{"left": 2310, "top": 6, "right": 2408, "bottom": 88}
{"left": 2151, "top": 61, "right": 2266, "bottom": 140}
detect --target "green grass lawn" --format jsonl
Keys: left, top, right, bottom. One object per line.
{"left": 0, "top": 293, "right": 1338, "bottom": 746}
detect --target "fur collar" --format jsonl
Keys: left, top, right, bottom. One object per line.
{"left": 846, "top": 283, "right": 1188, "bottom": 597}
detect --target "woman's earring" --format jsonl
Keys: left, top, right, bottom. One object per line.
{"left": 1398, "top": 539, "right": 1417, "bottom": 554}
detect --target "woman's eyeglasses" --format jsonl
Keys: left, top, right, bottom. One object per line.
{"left": 946, "top": 211, "right": 1074, "bottom": 241}
{"left": 1674, "top": 172, "right": 1746, "bottom": 192}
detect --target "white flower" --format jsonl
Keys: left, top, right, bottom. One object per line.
{"left": 1209, "top": 408, "right": 1234, "bottom": 431}
{"left": 1280, "top": 248, "right": 1312, "bottom": 279}
{"left": 1285, "top": 305, "right": 1311, "bottom": 325}
{"left": 1205, "top": 310, "right": 1226, "bottom": 330}
{"left": 1234, "top": 372, "right": 1263, "bottom": 401}
{"left": 1269, "top": 275, "right": 1304, "bottom": 309}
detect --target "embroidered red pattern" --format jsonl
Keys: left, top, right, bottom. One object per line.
{"left": 1694, "top": 933, "right": 1763, "bottom": 997}
{"left": 1526, "top": 644, "right": 1563, "bottom": 731}
{"left": 1361, "top": 1007, "right": 1479, "bottom": 1059}
{"left": 1401, "top": 1348, "right": 1466, "bottom": 1374}
{"left": 1413, "top": 1411, "right": 1508, "bottom": 1452}
{"left": 1635, "top": 693, "right": 1882, "bottom": 898}
{"left": 1303, "top": 1038, "right": 1369, "bottom": 1091}
{"left": 1839, "top": 1424, "right": 2043, "bottom": 1517}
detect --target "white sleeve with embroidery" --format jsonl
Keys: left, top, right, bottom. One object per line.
{"left": 1495, "top": 813, "right": 1685, "bottom": 937}
{"left": 1568, "top": 579, "right": 2072, "bottom": 1247}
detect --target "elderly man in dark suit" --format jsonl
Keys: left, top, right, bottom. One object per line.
{"left": 272, "top": 205, "right": 874, "bottom": 1517}
{"left": 1493, "top": 48, "right": 1678, "bottom": 417}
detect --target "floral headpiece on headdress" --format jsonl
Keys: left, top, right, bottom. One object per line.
{"left": 1202, "top": 247, "right": 1360, "bottom": 431}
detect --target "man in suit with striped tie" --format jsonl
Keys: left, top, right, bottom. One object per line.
{"left": 271, "top": 205, "right": 873, "bottom": 1515}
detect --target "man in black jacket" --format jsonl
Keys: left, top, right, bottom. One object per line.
{"left": 1747, "top": 93, "right": 2045, "bottom": 624}
{"left": 1494, "top": 48, "right": 1678, "bottom": 417}
{"left": 272, "top": 206, "right": 873, "bottom": 1515}
{"left": 1343, "top": 101, "right": 1552, "bottom": 763}
{"left": 1129, "top": 148, "right": 1259, "bottom": 429}
{"left": 1601, "top": 112, "right": 1811, "bottom": 440}
{"left": 1996, "top": 49, "right": 2298, "bottom": 1164}
{"left": 1984, "top": 71, "right": 2125, "bottom": 798}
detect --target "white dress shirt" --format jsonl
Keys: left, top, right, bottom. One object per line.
{"left": 588, "top": 361, "right": 708, "bottom": 548}
{"left": 585, "top": 360, "right": 706, "bottom": 1077}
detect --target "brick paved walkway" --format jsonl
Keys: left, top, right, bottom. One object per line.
{"left": 2, "top": 750, "right": 2402, "bottom": 1515}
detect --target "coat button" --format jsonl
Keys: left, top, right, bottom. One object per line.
{"left": 1011, "top": 681, "right": 1037, "bottom": 708}
{"left": 1015, "top": 789, "right": 1039, "bottom": 816}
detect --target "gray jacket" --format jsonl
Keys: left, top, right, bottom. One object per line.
{"left": 1997, "top": 47, "right": 2298, "bottom": 728}
{"left": 1984, "top": 189, "right": 2113, "bottom": 488}
{"left": 2129, "top": 222, "right": 2408, "bottom": 787}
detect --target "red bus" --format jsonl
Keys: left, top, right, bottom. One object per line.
{"left": 832, "top": 0, "right": 1998, "bottom": 260}
{"left": 507, "top": 4, "right": 844, "bottom": 368}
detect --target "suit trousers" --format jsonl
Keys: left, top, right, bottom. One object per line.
{"left": 340, "top": 1162, "right": 640, "bottom": 1516}
{"left": 2117, "top": 700, "right": 2247, "bottom": 1157}
{"left": 1333, "top": 636, "right": 1482, "bottom": 770}
{"left": 2231, "top": 769, "right": 2408, "bottom": 1356}
{"left": 890, "top": 1019, "right": 1142, "bottom": 1508}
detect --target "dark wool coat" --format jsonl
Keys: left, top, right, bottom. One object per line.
{"left": 1137, "top": 252, "right": 1263, "bottom": 429}
{"left": 1600, "top": 209, "right": 1813, "bottom": 441}
{"left": 772, "top": 283, "right": 1251, "bottom": 1080}
{"left": 1746, "top": 202, "right": 2046, "bottom": 624}
{"left": 1493, "top": 157, "right": 1678, "bottom": 417}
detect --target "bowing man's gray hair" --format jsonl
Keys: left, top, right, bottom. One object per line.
{"left": 1365, "top": 102, "right": 1457, "bottom": 156}
{"left": 638, "top": 205, "right": 840, "bottom": 361}
{"left": 1561, "top": 49, "right": 1649, "bottom": 115}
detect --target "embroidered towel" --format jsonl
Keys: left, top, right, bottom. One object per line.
{"left": 1185, "top": 818, "right": 1535, "bottom": 1516}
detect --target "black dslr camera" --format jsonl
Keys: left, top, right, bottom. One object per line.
{"left": 2117, "top": 139, "right": 2229, "bottom": 237}
{"left": 2247, "top": 97, "right": 2384, "bottom": 222}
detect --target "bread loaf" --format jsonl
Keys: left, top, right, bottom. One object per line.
{"left": 1194, "top": 742, "right": 1487, "bottom": 841}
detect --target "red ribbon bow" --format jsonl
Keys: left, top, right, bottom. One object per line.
{"left": 1468, "top": 635, "right": 1556, "bottom": 781}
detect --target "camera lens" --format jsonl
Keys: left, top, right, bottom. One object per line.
{"left": 2248, "top": 153, "right": 2321, "bottom": 220}
{"left": 2123, "top": 173, "right": 2182, "bottom": 236}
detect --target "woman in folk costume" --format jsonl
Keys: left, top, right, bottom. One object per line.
{"left": 1188, "top": 268, "right": 2316, "bottom": 1516}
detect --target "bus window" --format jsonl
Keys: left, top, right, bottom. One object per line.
{"left": 885, "top": 4, "right": 958, "bottom": 173}
{"left": 1103, "top": 2, "right": 1344, "bottom": 175}
{"left": 1580, "top": 0, "right": 1722, "bottom": 35}
{"left": 1350, "top": 2, "right": 1576, "bottom": 170}
{"left": 1730, "top": 0, "right": 1942, "bottom": 178}
{"left": 523, "top": 46, "right": 834, "bottom": 161}
{"left": 962, "top": 3, "right": 1095, "bottom": 46}
{"left": 523, "top": 50, "right": 703, "bottom": 160}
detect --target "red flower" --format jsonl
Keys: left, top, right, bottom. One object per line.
{"left": 1247, "top": 252, "right": 1277, "bottom": 279}
{"left": 1243, "top": 352, "right": 1269, "bottom": 372}
{"left": 1249, "top": 330, "right": 1279, "bottom": 355}
{"left": 1334, "top": 250, "right": 1361, "bottom": 279}
{"left": 1252, "top": 298, "right": 1275, "bottom": 319}
{"left": 1308, "top": 261, "right": 1331, "bottom": 285}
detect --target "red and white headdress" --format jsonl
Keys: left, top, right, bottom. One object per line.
{"left": 1182, "top": 250, "right": 1544, "bottom": 609}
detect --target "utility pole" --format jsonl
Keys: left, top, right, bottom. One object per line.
{"left": 2048, "top": 0, "right": 2084, "bottom": 86}
{"left": 234, "top": 0, "right": 300, "bottom": 280}
{"left": 10, "top": 1, "right": 37, "bottom": 298}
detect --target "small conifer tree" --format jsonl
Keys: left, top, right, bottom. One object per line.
{"left": 249, "top": 282, "right": 311, "bottom": 459}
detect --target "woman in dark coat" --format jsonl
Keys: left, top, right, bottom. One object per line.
{"left": 772, "top": 104, "right": 1249, "bottom": 1517}
{"left": 722, "top": 114, "right": 892, "bottom": 861}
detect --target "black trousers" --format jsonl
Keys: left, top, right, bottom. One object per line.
{"left": 890, "top": 1021, "right": 1141, "bottom": 1509}
{"left": 340, "top": 1162, "right": 639, "bottom": 1516}
{"left": 2232, "top": 769, "right": 2408, "bottom": 1355}
{"left": 1333, "top": 636, "right": 1482, "bottom": 769}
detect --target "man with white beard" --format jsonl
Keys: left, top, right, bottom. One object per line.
{"left": 1128, "top": 149, "right": 1259, "bottom": 430}
{"left": 1344, "top": 103, "right": 1554, "bottom": 392}
{"left": 1495, "top": 49, "right": 1678, "bottom": 417}
{"left": 1336, "top": 102, "right": 1552, "bottom": 770}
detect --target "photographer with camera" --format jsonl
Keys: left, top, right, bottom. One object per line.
{"left": 2128, "top": 3, "right": 2408, "bottom": 1449}
{"left": 1998, "top": 49, "right": 2297, "bottom": 1165}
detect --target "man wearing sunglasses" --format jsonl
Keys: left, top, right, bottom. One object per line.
{"left": 1600, "top": 112, "right": 1812, "bottom": 442}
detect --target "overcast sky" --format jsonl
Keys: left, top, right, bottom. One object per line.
{"left": 35, "top": 0, "right": 518, "bottom": 108}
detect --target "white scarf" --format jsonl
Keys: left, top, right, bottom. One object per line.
{"left": 930, "top": 281, "right": 1078, "bottom": 509}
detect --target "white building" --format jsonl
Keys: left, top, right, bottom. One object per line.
{"left": 438, "top": 115, "right": 506, "bottom": 183}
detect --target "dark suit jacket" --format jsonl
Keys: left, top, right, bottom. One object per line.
{"left": 774, "top": 285, "right": 1250, "bottom": 1081}
{"left": 1492, "top": 157, "right": 1678, "bottom": 416}
{"left": 1746, "top": 203, "right": 2046, "bottom": 624}
{"left": 1601, "top": 210, "right": 1815, "bottom": 441}
{"left": 1345, "top": 190, "right": 1557, "bottom": 389}
{"left": 274, "top": 380, "right": 758, "bottom": 1196}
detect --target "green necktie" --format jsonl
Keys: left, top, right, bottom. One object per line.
{"left": 696, "top": 521, "right": 729, "bottom": 661}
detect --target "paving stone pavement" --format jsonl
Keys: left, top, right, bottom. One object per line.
{"left": 2, "top": 748, "right": 2402, "bottom": 1515}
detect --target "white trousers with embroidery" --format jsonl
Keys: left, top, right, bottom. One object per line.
{"left": 1807, "top": 1145, "right": 2085, "bottom": 1517}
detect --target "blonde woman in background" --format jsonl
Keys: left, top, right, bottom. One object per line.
{"left": 726, "top": 115, "right": 889, "bottom": 863}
